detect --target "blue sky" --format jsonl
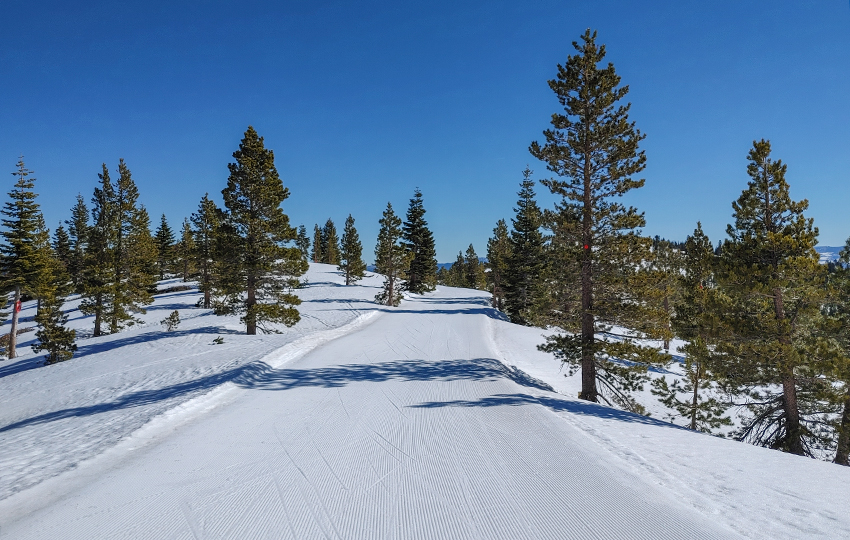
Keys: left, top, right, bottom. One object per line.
{"left": 1, "top": 0, "right": 848, "bottom": 262}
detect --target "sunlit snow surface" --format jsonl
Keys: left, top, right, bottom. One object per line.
{"left": 0, "top": 264, "right": 847, "bottom": 539}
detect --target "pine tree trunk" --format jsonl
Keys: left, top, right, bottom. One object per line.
{"left": 579, "top": 150, "right": 597, "bottom": 402}
{"left": 833, "top": 390, "right": 850, "bottom": 466}
{"left": 183, "top": 259, "right": 188, "bottom": 282}
{"left": 773, "top": 287, "right": 804, "bottom": 455}
{"left": 246, "top": 274, "right": 256, "bottom": 335}
{"left": 782, "top": 373, "right": 804, "bottom": 455}
{"left": 93, "top": 292, "right": 102, "bottom": 337}
{"left": 663, "top": 294, "right": 670, "bottom": 351}
{"left": 8, "top": 286, "right": 20, "bottom": 359}
{"left": 690, "top": 369, "right": 700, "bottom": 431}
{"left": 202, "top": 262, "right": 211, "bottom": 309}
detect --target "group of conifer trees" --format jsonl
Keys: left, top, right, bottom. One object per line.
{"left": 0, "top": 126, "right": 311, "bottom": 363}
{"left": 373, "top": 189, "right": 438, "bottom": 306}
{"left": 455, "top": 29, "right": 850, "bottom": 464}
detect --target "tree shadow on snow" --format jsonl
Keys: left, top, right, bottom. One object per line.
{"left": 0, "top": 357, "right": 555, "bottom": 433}
{"left": 409, "top": 393, "right": 679, "bottom": 429}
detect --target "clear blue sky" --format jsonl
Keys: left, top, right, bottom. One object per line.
{"left": 2, "top": 0, "right": 848, "bottom": 262}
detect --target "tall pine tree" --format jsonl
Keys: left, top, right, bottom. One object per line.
{"left": 311, "top": 224, "right": 323, "bottom": 263}
{"left": 651, "top": 224, "right": 730, "bottom": 433}
{"left": 402, "top": 189, "right": 437, "bottom": 294}
{"left": 464, "top": 244, "right": 486, "bottom": 290}
{"left": 486, "top": 219, "right": 511, "bottom": 310}
{"left": 530, "top": 30, "right": 667, "bottom": 409}
{"left": 155, "top": 213, "right": 175, "bottom": 280}
{"left": 66, "top": 194, "right": 89, "bottom": 293}
{"left": 215, "top": 126, "right": 307, "bottom": 334}
{"left": 79, "top": 164, "right": 116, "bottom": 337}
{"left": 322, "top": 218, "right": 341, "bottom": 265}
{"left": 716, "top": 140, "right": 828, "bottom": 456}
{"left": 503, "top": 170, "right": 546, "bottom": 326}
{"left": 374, "top": 203, "right": 409, "bottom": 306}
{"left": 110, "top": 160, "right": 155, "bottom": 332}
{"left": 190, "top": 194, "right": 220, "bottom": 309}
{"left": 1, "top": 158, "right": 43, "bottom": 358}
{"left": 339, "top": 214, "right": 366, "bottom": 285}
{"left": 296, "top": 225, "right": 310, "bottom": 261}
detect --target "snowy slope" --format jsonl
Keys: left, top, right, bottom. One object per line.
{"left": 1, "top": 265, "right": 849, "bottom": 539}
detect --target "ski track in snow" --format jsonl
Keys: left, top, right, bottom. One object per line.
{"left": 1, "top": 264, "right": 849, "bottom": 538}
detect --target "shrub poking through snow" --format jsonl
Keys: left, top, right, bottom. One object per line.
{"left": 161, "top": 310, "right": 180, "bottom": 331}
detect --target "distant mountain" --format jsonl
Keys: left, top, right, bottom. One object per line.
{"left": 815, "top": 246, "right": 844, "bottom": 264}
{"left": 437, "top": 257, "right": 487, "bottom": 270}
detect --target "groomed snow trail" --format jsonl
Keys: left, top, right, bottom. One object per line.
{"left": 2, "top": 289, "right": 742, "bottom": 539}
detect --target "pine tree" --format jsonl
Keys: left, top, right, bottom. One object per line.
{"left": 176, "top": 218, "right": 195, "bottom": 282}
{"left": 30, "top": 215, "right": 63, "bottom": 310}
{"left": 79, "top": 164, "right": 116, "bottom": 337}
{"left": 66, "top": 194, "right": 89, "bottom": 293}
{"left": 154, "top": 213, "right": 175, "bottom": 280}
{"left": 311, "top": 224, "right": 323, "bottom": 263}
{"left": 648, "top": 236, "right": 685, "bottom": 351}
{"left": 715, "top": 140, "right": 829, "bottom": 456}
{"left": 52, "top": 224, "right": 72, "bottom": 275}
{"left": 296, "top": 225, "right": 311, "bottom": 261}
{"left": 486, "top": 219, "right": 511, "bottom": 310}
{"left": 828, "top": 238, "right": 850, "bottom": 465}
{"left": 109, "top": 159, "right": 155, "bottom": 332}
{"left": 1, "top": 158, "right": 44, "bottom": 358}
{"left": 448, "top": 251, "right": 466, "bottom": 288}
{"left": 190, "top": 194, "right": 220, "bottom": 309}
{"left": 464, "top": 244, "right": 486, "bottom": 290}
{"left": 402, "top": 189, "right": 437, "bottom": 294}
{"left": 530, "top": 30, "right": 667, "bottom": 408}
{"left": 32, "top": 247, "right": 77, "bottom": 365}
{"left": 339, "top": 214, "right": 366, "bottom": 285}
{"left": 129, "top": 207, "right": 159, "bottom": 297}
{"left": 651, "top": 224, "right": 731, "bottom": 432}
{"left": 374, "top": 202, "right": 409, "bottom": 306}
{"left": 322, "top": 218, "right": 340, "bottom": 265}
{"left": 503, "top": 170, "right": 546, "bottom": 325}
{"left": 215, "top": 126, "right": 307, "bottom": 334}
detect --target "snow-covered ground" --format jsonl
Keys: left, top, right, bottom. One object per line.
{"left": 0, "top": 264, "right": 848, "bottom": 539}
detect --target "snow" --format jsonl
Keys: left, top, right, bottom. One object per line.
{"left": 1, "top": 263, "right": 848, "bottom": 539}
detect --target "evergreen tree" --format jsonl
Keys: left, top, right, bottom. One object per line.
{"left": 66, "top": 194, "right": 89, "bottom": 293}
{"left": 154, "top": 213, "right": 175, "bottom": 280}
{"left": 828, "top": 237, "right": 850, "bottom": 465}
{"left": 486, "top": 219, "right": 511, "bottom": 310}
{"left": 322, "top": 218, "right": 340, "bottom": 265}
{"left": 464, "top": 244, "right": 486, "bottom": 290}
{"left": 651, "top": 224, "right": 731, "bottom": 432}
{"left": 190, "top": 194, "right": 220, "bottom": 309}
{"left": 30, "top": 215, "right": 64, "bottom": 310}
{"left": 374, "top": 202, "right": 409, "bottom": 306}
{"left": 177, "top": 218, "right": 195, "bottom": 281}
{"left": 503, "top": 170, "right": 546, "bottom": 325}
{"left": 52, "top": 224, "right": 71, "bottom": 274}
{"left": 448, "top": 251, "right": 466, "bottom": 288}
{"left": 715, "top": 140, "right": 829, "bottom": 456}
{"left": 130, "top": 207, "right": 159, "bottom": 297}
{"left": 214, "top": 126, "right": 307, "bottom": 334}
{"left": 530, "top": 30, "right": 667, "bottom": 408}
{"left": 648, "top": 236, "right": 685, "bottom": 351}
{"left": 311, "top": 224, "right": 323, "bottom": 263}
{"left": 296, "top": 225, "right": 310, "bottom": 261}
{"left": 339, "top": 214, "right": 366, "bottom": 285}
{"left": 1, "top": 158, "right": 43, "bottom": 358}
{"left": 109, "top": 159, "right": 155, "bottom": 332}
{"left": 402, "top": 189, "right": 437, "bottom": 294}
{"left": 32, "top": 249, "right": 77, "bottom": 365}
{"left": 79, "top": 164, "right": 116, "bottom": 337}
